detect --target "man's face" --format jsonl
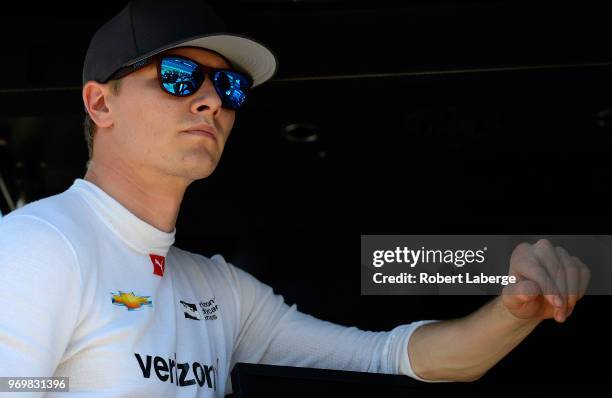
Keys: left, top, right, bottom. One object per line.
{"left": 104, "top": 46, "right": 236, "bottom": 181}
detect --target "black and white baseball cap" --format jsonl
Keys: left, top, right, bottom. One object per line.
{"left": 83, "top": 0, "right": 277, "bottom": 87}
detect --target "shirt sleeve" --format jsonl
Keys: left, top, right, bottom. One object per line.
{"left": 214, "top": 255, "right": 434, "bottom": 378}
{"left": 0, "top": 215, "right": 82, "bottom": 384}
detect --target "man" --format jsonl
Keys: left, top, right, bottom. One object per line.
{"left": 0, "top": 0, "right": 590, "bottom": 396}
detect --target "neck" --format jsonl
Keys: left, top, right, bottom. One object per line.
{"left": 84, "top": 159, "right": 187, "bottom": 233}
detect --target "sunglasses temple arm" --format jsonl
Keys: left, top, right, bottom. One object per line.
{"left": 106, "top": 57, "right": 154, "bottom": 82}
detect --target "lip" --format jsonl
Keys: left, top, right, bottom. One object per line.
{"left": 182, "top": 124, "right": 217, "bottom": 141}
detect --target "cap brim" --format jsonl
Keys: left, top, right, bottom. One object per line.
{"left": 164, "top": 34, "right": 277, "bottom": 88}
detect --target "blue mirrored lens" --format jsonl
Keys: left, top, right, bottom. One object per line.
{"left": 160, "top": 57, "right": 203, "bottom": 96}
{"left": 213, "top": 71, "right": 250, "bottom": 110}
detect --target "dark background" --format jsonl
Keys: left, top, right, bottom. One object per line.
{"left": 0, "top": 0, "right": 610, "bottom": 385}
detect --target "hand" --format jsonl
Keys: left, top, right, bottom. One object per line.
{"left": 501, "top": 239, "right": 590, "bottom": 323}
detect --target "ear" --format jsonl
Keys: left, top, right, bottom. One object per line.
{"left": 82, "top": 81, "right": 114, "bottom": 129}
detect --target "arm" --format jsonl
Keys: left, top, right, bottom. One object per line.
{"left": 215, "top": 256, "right": 427, "bottom": 377}
{"left": 0, "top": 215, "right": 81, "bottom": 381}
{"left": 408, "top": 239, "right": 590, "bottom": 382}
{"left": 408, "top": 296, "right": 539, "bottom": 382}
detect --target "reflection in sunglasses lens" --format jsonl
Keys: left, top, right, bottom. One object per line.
{"left": 161, "top": 57, "right": 201, "bottom": 96}
{"left": 214, "top": 71, "right": 248, "bottom": 110}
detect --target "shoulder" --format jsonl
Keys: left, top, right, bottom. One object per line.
{"left": 0, "top": 209, "right": 83, "bottom": 295}
{"left": 169, "top": 246, "right": 237, "bottom": 279}
{"left": 169, "top": 247, "right": 271, "bottom": 298}
{"left": 0, "top": 212, "right": 77, "bottom": 260}
{"left": 1, "top": 188, "right": 88, "bottom": 240}
{"left": 168, "top": 247, "right": 265, "bottom": 303}
{"left": 1, "top": 188, "right": 100, "bottom": 260}
{"left": 0, "top": 192, "right": 90, "bottom": 278}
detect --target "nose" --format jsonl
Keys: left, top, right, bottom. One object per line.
{"left": 189, "top": 73, "right": 223, "bottom": 116}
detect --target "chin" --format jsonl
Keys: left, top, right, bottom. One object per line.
{"left": 194, "top": 169, "right": 215, "bottom": 180}
{"left": 187, "top": 162, "right": 219, "bottom": 180}
{"left": 175, "top": 151, "right": 220, "bottom": 178}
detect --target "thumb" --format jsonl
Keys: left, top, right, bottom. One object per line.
{"left": 502, "top": 279, "right": 542, "bottom": 309}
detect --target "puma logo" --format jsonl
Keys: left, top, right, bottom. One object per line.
{"left": 149, "top": 254, "right": 166, "bottom": 277}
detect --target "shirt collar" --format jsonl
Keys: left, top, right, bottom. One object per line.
{"left": 70, "top": 178, "right": 176, "bottom": 256}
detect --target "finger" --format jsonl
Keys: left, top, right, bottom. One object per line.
{"left": 532, "top": 239, "right": 567, "bottom": 319}
{"left": 511, "top": 242, "right": 561, "bottom": 309}
{"left": 503, "top": 279, "right": 541, "bottom": 303}
{"left": 502, "top": 280, "right": 543, "bottom": 318}
{"left": 556, "top": 246, "right": 579, "bottom": 317}
{"left": 572, "top": 255, "right": 591, "bottom": 300}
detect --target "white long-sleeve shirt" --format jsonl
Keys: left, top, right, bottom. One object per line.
{"left": 0, "top": 178, "right": 432, "bottom": 397}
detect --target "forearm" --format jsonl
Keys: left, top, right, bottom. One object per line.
{"left": 407, "top": 296, "right": 541, "bottom": 382}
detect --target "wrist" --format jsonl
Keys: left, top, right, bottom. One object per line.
{"left": 492, "top": 295, "right": 542, "bottom": 330}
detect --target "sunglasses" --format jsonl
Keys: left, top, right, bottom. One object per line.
{"left": 108, "top": 54, "right": 253, "bottom": 110}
